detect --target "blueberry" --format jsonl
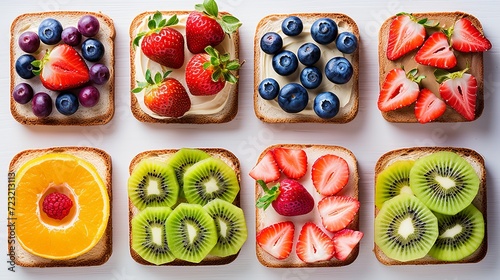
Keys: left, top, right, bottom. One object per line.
{"left": 62, "top": 26, "right": 82, "bottom": 46}
{"left": 38, "top": 18, "right": 63, "bottom": 45}
{"left": 89, "top": 63, "right": 110, "bottom": 85}
{"left": 12, "top": 83, "right": 34, "bottom": 104}
{"left": 281, "top": 16, "right": 303, "bottom": 36}
{"left": 32, "top": 92, "right": 52, "bottom": 117}
{"left": 336, "top": 32, "right": 358, "bottom": 54}
{"left": 258, "top": 78, "right": 280, "bottom": 100}
{"left": 18, "top": 31, "right": 40, "bottom": 53}
{"left": 15, "top": 54, "right": 38, "bottom": 79}
{"left": 81, "top": 38, "right": 105, "bottom": 62}
{"left": 300, "top": 66, "right": 322, "bottom": 89}
{"left": 278, "top": 83, "right": 309, "bottom": 113}
{"left": 55, "top": 92, "right": 79, "bottom": 115}
{"left": 313, "top": 92, "right": 340, "bottom": 119}
{"left": 297, "top": 42, "right": 321, "bottom": 66}
{"left": 260, "top": 32, "right": 283, "bottom": 55}
{"left": 78, "top": 15, "right": 100, "bottom": 37}
{"left": 325, "top": 57, "right": 353, "bottom": 84}
{"left": 311, "top": 18, "right": 338, "bottom": 45}
{"left": 272, "top": 50, "right": 298, "bottom": 76}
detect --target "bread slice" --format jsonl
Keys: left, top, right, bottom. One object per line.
{"left": 8, "top": 147, "right": 112, "bottom": 267}
{"left": 378, "top": 12, "right": 486, "bottom": 122}
{"left": 128, "top": 148, "right": 242, "bottom": 265}
{"left": 254, "top": 13, "right": 359, "bottom": 123}
{"left": 10, "top": 11, "right": 115, "bottom": 125}
{"left": 255, "top": 144, "right": 360, "bottom": 267}
{"left": 129, "top": 11, "right": 239, "bottom": 124}
{"left": 373, "top": 147, "right": 487, "bottom": 265}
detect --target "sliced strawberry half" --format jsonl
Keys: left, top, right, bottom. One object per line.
{"left": 435, "top": 68, "right": 477, "bottom": 121}
{"left": 414, "top": 88, "right": 447, "bottom": 124}
{"left": 272, "top": 148, "right": 308, "bottom": 180}
{"left": 378, "top": 68, "right": 423, "bottom": 112}
{"left": 415, "top": 32, "right": 457, "bottom": 69}
{"left": 311, "top": 154, "right": 349, "bottom": 196}
{"left": 332, "top": 229, "right": 364, "bottom": 261}
{"left": 256, "top": 221, "right": 295, "bottom": 260}
{"left": 249, "top": 150, "right": 280, "bottom": 183}
{"left": 317, "top": 196, "right": 360, "bottom": 233}
{"left": 296, "top": 222, "right": 335, "bottom": 263}
{"left": 451, "top": 17, "right": 492, "bottom": 52}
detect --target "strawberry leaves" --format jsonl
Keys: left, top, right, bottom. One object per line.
{"left": 195, "top": 0, "right": 241, "bottom": 34}
{"left": 132, "top": 69, "right": 172, "bottom": 93}
{"left": 203, "top": 46, "right": 240, "bottom": 84}
{"left": 133, "top": 12, "right": 179, "bottom": 47}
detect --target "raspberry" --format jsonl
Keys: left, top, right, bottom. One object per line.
{"left": 42, "top": 192, "right": 73, "bottom": 220}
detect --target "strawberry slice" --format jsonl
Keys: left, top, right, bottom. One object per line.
{"left": 249, "top": 151, "right": 280, "bottom": 183}
{"left": 256, "top": 221, "right": 295, "bottom": 260}
{"left": 296, "top": 222, "right": 335, "bottom": 263}
{"left": 415, "top": 32, "right": 457, "bottom": 69}
{"left": 435, "top": 68, "right": 477, "bottom": 121}
{"left": 451, "top": 17, "right": 492, "bottom": 52}
{"left": 332, "top": 229, "right": 364, "bottom": 261}
{"left": 414, "top": 88, "right": 446, "bottom": 124}
{"left": 272, "top": 148, "right": 307, "bottom": 180}
{"left": 317, "top": 196, "right": 360, "bottom": 233}
{"left": 378, "top": 68, "right": 424, "bottom": 112}
{"left": 311, "top": 154, "right": 349, "bottom": 196}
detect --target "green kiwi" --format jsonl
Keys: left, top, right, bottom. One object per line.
{"left": 167, "top": 148, "right": 211, "bottom": 196}
{"left": 428, "top": 204, "right": 485, "bottom": 261}
{"left": 375, "top": 194, "right": 438, "bottom": 262}
{"left": 409, "top": 151, "right": 480, "bottom": 215}
{"left": 128, "top": 158, "right": 180, "bottom": 210}
{"left": 166, "top": 203, "right": 217, "bottom": 263}
{"left": 131, "top": 207, "right": 175, "bottom": 265}
{"left": 375, "top": 160, "right": 415, "bottom": 209}
{"left": 203, "top": 198, "right": 247, "bottom": 257}
{"left": 183, "top": 157, "right": 239, "bottom": 206}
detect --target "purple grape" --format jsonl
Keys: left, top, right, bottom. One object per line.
{"left": 12, "top": 83, "right": 34, "bottom": 104}
{"left": 18, "top": 31, "right": 40, "bottom": 53}
{"left": 89, "top": 64, "right": 110, "bottom": 85}
{"left": 32, "top": 92, "right": 52, "bottom": 117}
{"left": 78, "top": 85, "right": 100, "bottom": 107}
{"left": 77, "top": 15, "right": 100, "bottom": 37}
{"left": 61, "top": 26, "right": 82, "bottom": 46}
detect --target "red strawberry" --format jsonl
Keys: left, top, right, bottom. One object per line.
{"left": 133, "top": 12, "right": 184, "bottom": 69}
{"left": 256, "top": 221, "right": 295, "bottom": 260}
{"left": 378, "top": 68, "right": 424, "bottom": 112}
{"left": 296, "top": 222, "right": 335, "bottom": 263}
{"left": 312, "top": 154, "right": 349, "bottom": 196}
{"left": 414, "top": 88, "right": 446, "bottom": 124}
{"left": 317, "top": 196, "right": 360, "bottom": 233}
{"left": 451, "top": 17, "right": 492, "bottom": 52}
{"left": 435, "top": 68, "right": 477, "bottom": 121}
{"left": 186, "top": 0, "right": 242, "bottom": 54}
{"left": 132, "top": 69, "right": 191, "bottom": 118}
{"left": 256, "top": 179, "right": 314, "bottom": 216}
{"left": 249, "top": 150, "right": 280, "bottom": 183}
{"left": 185, "top": 46, "right": 241, "bottom": 96}
{"left": 272, "top": 147, "right": 307, "bottom": 180}
{"left": 415, "top": 32, "right": 457, "bottom": 69}
{"left": 332, "top": 229, "right": 363, "bottom": 261}
{"left": 32, "top": 44, "right": 89, "bottom": 91}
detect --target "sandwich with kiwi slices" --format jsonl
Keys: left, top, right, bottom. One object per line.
{"left": 127, "top": 148, "right": 247, "bottom": 265}
{"left": 374, "top": 147, "right": 487, "bottom": 265}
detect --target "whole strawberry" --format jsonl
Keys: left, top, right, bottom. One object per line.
{"left": 185, "top": 46, "right": 241, "bottom": 96}
{"left": 133, "top": 12, "right": 184, "bottom": 69}
{"left": 186, "top": 0, "right": 242, "bottom": 54}
{"left": 132, "top": 69, "right": 191, "bottom": 118}
{"left": 256, "top": 179, "right": 314, "bottom": 216}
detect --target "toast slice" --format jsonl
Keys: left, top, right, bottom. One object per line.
{"left": 10, "top": 11, "right": 115, "bottom": 125}
{"left": 128, "top": 148, "right": 243, "bottom": 265}
{"left": 254, "top": 144, "right": 360, "bottom": 267}
{"left": 378, "top": 12, "right": 487, "bottom": 122}
{"left": 374, "top": 147, "right": 487, "bottom": 265}
{"left": 129, "top": 11, "right": 240, "bottom": 124}
{"left": 254, "top": 13, "right": 359, "bottom": 123}
{"left": 8, "top": 147, "right": 112, "bottom": 267}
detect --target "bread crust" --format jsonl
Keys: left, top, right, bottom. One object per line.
{"left": 8, "top": 147, "right": 112, "bottom": 267}
{"left": 373, "top": 147, "right": 487, "bottom": 265}
{"left": 10, "top": 11, "right": 115, "bottom": 125}
{"left": 378, "top": 12, "right": 486, "bottom": 122}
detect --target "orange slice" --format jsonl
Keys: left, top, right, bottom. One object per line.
{"left": 15, "top": 153, "right": 110, "bottom": 260}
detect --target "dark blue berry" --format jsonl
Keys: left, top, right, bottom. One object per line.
{"left": 300, "top": 66, "right": 322, "bottom": 89}
{"left": 15, "top": 54, "right": 38, "bottom": 79}
{"left": 81, "top": 38, "right": 105, "bottom": 62}
{"left": 272, "top": 50, "right": 298, "bottom": 76}
{"left": 313, "top": 92, "right": 340, "bottom": 119}
{"left": 12, "top": 83, "right": 34, "bottom": 104}
{"left": 258, "top": 78, "right": 280, "bottom": 100}
{"left": 311, "top": 18, "right": 338, "bottom": 45}
{"left": 336, "top": 32, "right": 358, "bottom": 54}
{"left": 281, "top": 16, "right": 303, "bottom": 36}
{"left": 278, "top": 83, "right": 309, "bottom": 113}
{"left": 260, "top": 32, "right": 283, "bottom": 55}
{"left": 325, "top": 57, "right": 353, "bottom": 84}
{"left": 38, "top": 18, "right": 63, "bottom": 45}
{"left": 297, "top": 42, "right": 321, "bottom": 66}
{"left": 55, "top": 92, "right": 79, "bottom": 115}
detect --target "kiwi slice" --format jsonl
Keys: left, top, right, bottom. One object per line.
{"left": 131, "top": 207, "right": 175, "bottom": 265}
{"left": 375, "top": 160, "right": 415, "bottom": 209}
{"left": 167, "top": 148, "right": 211, "bottom": 195}
{"left": 166, "top": 203, "right": 217, "bottom": 263}
{"left": 375, "top": 194, "right": 438, "bottom": 262}
{"left": 409, "top": 151, "right": 480, "bottom": 215}
{"left": 428, "top": 204, "right": 485, "bottom": 261}
{"left": 203, "top": 198, "right": 247, "bottom": 257}
{"left": 128, "top": 158, "right": 180, "bottom": 210}
{"left": 183, "top": 157, "right": 239, "bottom": 206}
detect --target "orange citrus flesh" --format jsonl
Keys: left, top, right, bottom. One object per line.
{"left": 15, "top": 153, "right": 109, "bottom": 260}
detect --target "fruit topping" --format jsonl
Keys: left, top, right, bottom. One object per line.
{"left": 375, "top": 160, "right": 415, "bottom": 209}
{"left": 278, "top": 83, "right": 308, "bottom": 113}
{"left": 166, "top": 148, "right": 211, "bottom": 196}
{"left": 377, "top": 68, "right": 424, "bottom": 112}
{"left": 260, "top": 32, "right": 283, "bottom": 55}
{"left": 258, "top": 78, "right": 280, "bottom": 100}
{"left": 55, "top": 92, "right": 79, "bottom": 115}
{"left": 31, "top": 92, "right": 53, "bottom": 117}
{"left": 249, "top": 150, "right": 280, "bottom": 183}
{"left": 257, "top": 179, "right": 314, "bottom": 216}
{"left": 89, "top": 63, "right": 110, "bottom": 85}
{"left": 38, "top": 18, "right": 63, "bottom": 45}
{"left": 332, "top": 229, "right": 363, "bottom": 261}
{"left": 435, "top": 68, "right": 477, "bottom": 121}
{"left": 310, "top": 18, "right": 338, "bottom": 45}
{"left": 300, "top": 66, "right": 322, "bottom": 89}
{"left": 415, "top": 32, "right": 457, "bottom": 69}
{"left": 273, "top": 147, "right": 308, "bottom": 180}
{"left": 336, "top": 31, "right": 358, "bottom": 54}
{"left": 15, "top": 54, "right": 38, "bottom": 79}
{"left": 317, "top": 196, "right": 359, "bottom": 232}
{"left": 297, "top": 42, "right": 321, "bottom": 66}
{"left": 414, "top": 88, "right": 446, "bottom": 124}
{"left": 311, "top": 154, "right": 349, "bottom": 196}
{"left": 42, "top": 192, "right": 74, "bottom": 220}
{"left": 325, "top": 57, "right": 353, "bottom": 84}
{"left": 81, "top": 38, "right": 105, "bottom": 62}
{"left": 281, "top": 16, "right": 303, "bottom": 36}
{"left": 12, "top": 83, "right": 34, "bottom": 104}
{"left": 296, "top": 222, "right": 335, "bottom": 263}
{"left": 18, "top": 31, "right": 40, "bottom": 53}
{"left": 313, "top": 91, "right": 340, "bottom": 119}
{"left": 78, "top": 85, "right": 100, "bottom": 108}
{"left": 256, "top": 221, "right": 295, "bottom": 260}
{"left": 61, "top": 26, "right": 82, "bottom": 46}
{"left": 77, "top": 14, "right": 100, "bottom": 37}
{"left": 451, "top": 17, "right": 492, "bottom": 52}
{"left": 272, "top": 50, "right": 298, "bottom": 76}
